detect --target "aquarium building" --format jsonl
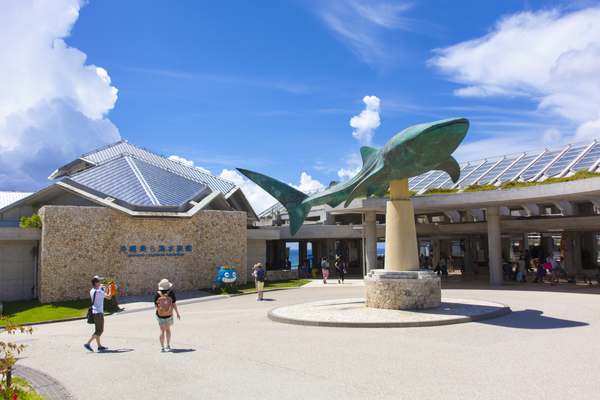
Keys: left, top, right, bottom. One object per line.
{"left": 0, "top": 141, "right": 271, "bottom": 303}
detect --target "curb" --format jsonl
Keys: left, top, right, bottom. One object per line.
{"left": 13, "top": 364, "right": 73, "bottom": 400}
{"left": 267, "top": 300, "right": 512, "bottom": 328}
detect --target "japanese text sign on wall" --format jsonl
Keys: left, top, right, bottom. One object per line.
{"left": 119, "top": 244, "right": 192, "bottom": 258}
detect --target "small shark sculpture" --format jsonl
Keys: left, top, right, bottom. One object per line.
{"left": 238, "top": 117, "right": 469, "bottom": 236}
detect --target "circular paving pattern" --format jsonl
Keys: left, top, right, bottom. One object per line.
{"left": 268, "top": 297, "right": 510, "bottom": 328}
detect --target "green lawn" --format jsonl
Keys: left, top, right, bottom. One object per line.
{"left": 200, "top": 279, "right": 311, "bottom": 295}
{"left": 1, "top": 280, "right": 311, "bottom": 325}
{"left": 1, "top": 298, "right": 90, "bottom": 326}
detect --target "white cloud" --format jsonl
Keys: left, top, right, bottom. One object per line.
{"left": 168, "top": 155, "right": 212, "bottom": 173}
{"left": 429, "top": 7, "right": 600, "bottom": 142}
{"left": 0, "top": 0, "right": 119, "bottom": 190}
{"left": 289, "top": 172, "right": 326, "bottom": 192}
{"left": 451, "top": 134, "right": 535, "bottom": 164}
{"left": 541, "top": 127, "right": 562, "bottom": 145}
{"left": 168, "top": 155, "right": 194, "bottom": 167}
{"left": 220, "top": 169, "right": 326, "bottom": 214}
{"left": 350, "top": 95, "right": 380, "bottom": 145}
{"left": 219, "top": 169, "right": 278, "bottom": 214}
{"left": 316, "top": 0, "right": 412, "bottom": 66}
{"left": 338, "top": 166, "right": 361, "bottom": 181}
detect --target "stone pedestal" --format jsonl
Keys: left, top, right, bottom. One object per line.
{"left": 365, "top": 270, "right": 441, "bottom": 310}
{"left": 365, "top": 179, "right": 441, "bottom": 310}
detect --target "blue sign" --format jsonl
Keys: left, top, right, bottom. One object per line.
{"left": 119, "top": 244, "right": 193, "bottom": 258}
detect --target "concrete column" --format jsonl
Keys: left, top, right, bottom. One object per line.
{"left": 501, "top": 238, "right": 511, "bottom": 263}
{"left": 384, "top": 180, "right": 419, "bottom": 271}
{"left": 433, "top": 235, "right": 440, "bottom": 268}
{"left": 299, "top": 242, "right": 307, "bottom": 267}
{"left": 326, "top": 238, "right": 336, "bottom": 262}
{"left": 487, "top": 207, "right": 503, "bottom": 286}
{"left": 365, "top": 211, "right": 377, "bottom": 273}
{"left": 463, "top": 236, "right": 472, "bottom": 273}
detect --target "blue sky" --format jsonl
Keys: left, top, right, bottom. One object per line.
{"left": 2, "top": 0, "right": 600, "bottom": 212}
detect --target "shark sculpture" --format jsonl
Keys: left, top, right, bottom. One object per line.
{"left": 238, "top": 117, "right": 469, "bottom": 236}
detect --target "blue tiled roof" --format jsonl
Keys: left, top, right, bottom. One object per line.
{"left": 79, "top": 141, "right": 236, "bottom": 195}
{"left": 68, "top": 156, "right": 208, "bottom": 207}
{"left": 0, "top": 191, "right": 34, "bottom": 209}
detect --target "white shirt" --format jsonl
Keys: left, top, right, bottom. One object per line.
{"left": 90, "top": 287, "right": 108, "bottom": 314}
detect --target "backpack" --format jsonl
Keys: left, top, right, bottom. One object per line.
{"left": 156, "top": 290, "right": 173, "bottom": 317}
{"left": 257, "top": 269, "right": 266, "bottom": 282}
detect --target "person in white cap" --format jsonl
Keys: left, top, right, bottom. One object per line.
{"left": 154, "top": 279, "right": 181, "bottom": 352}
{"left": 84, "top": 275, "right": 112, "bottom": 352}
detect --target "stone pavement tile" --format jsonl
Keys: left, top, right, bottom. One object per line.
{"left": 13, "top": 365, "right": 73, "bottom": 400}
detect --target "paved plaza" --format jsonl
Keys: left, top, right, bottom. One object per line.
{"left": 10, "top": 275, "right": 600, "bottom": 399}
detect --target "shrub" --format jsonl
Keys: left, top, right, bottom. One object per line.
{"left": 18, "top": 214, "right": 41, "bottom": 229}
{"left": 422, "top": 188, "right": 459, "bottom": 195}
{"left": 0, "top": 316, "right": 34, "bottom": 398}
{"left": 463, "top": 184, "right": 497, "bottom": 192}
{"left": 499, "top": 181, "right": 536, "bottom": 189}
{"left": 540, "top": 170, "right": 600, "bottom": 185}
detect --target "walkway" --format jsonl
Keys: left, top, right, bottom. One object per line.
{"left": 11, "top": 276, "right": 600, "bottom": 399}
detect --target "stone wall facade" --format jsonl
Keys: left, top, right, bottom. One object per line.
{"left": 38, "top": 206, "right": 247, "bottom": 303}
{"left": 365, "top": 270, "right": 441, "bottom": 310}
{"left": 265, "top": 269, "right": 298, "bottom": 281}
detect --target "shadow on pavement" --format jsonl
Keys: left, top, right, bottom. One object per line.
{"left": 97, "top": 348, "right": 135, "bottom": 354}
{"left": 478, "top": 309, "right": 589, "bottom": 329}
{"left": 167, "top": 348, "right": 196, "bottom": 354}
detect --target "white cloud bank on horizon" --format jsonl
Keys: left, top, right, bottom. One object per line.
{"left": 429, "top": 6, "right": 600, "bottom": 146}
{"left": 0, "top": 0, "right": 119, "bottom": 190}
{"left": 168, "top": 155, "right": 211, "bottom": 173}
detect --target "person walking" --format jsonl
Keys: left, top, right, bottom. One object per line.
{"left": 252, "top": 263, "right": 265, "bottom": 300}
{"left": 440, "top": 254, "right": 448, "bottom": 277}
{"left": 335, "top": 256, "right": 346, "bottom": 284}
{"left": 302, "top": 257, "right": 309, "bottom": 278}
{"left": 154, "top": 279, "right": 181, "bottom": 353}
{"left": 85, "top": 275, "right": 112, "bottom": 352}
{"left": 448, "top": 255, "right": 454, "bottom": 273}
{"left": 321, "top": 257, "right": 330, "bottom": 284}
{"left": 548, "top": 254, "right": 565, "bottom": 286}
{"left": 518, "top": 255, "right": 529, "bottom": 282}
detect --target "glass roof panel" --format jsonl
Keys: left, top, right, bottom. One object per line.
{"left": 495, "top": 153, "right": 541, "bottom": 182}
{"left": 410, "top": 170, "right": 445, "bottom": 191}
{"left": 521, "top": 149, "right": 564, "bottom": 180}
{"left": 544, "top": 145, "right": 588, "bottom": 177}
{"left": 456, "top": 161, "right": 489, "bottom": 187}
{"left": 438, "top": 163, "right": 480, "bottom": 189}
{"left": 571, "top": 142, "right": 600, "bottom": 171}
{"left": 474, "top": 157, "right": 516, "bottom": 185}
{"left": 429, "top": 173, "right": 453, "bottom": 189}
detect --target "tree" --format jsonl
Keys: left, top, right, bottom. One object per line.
{"left": 1, "top": 316, "right": 34, "bottom": 397}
